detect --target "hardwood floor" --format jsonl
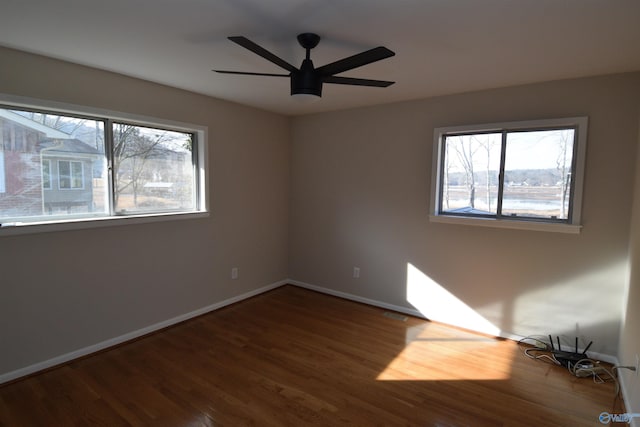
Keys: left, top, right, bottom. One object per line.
{"left": 0, "top": 285, "right": 625, "bottom": 426}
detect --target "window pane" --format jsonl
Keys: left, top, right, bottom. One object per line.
{"left": 0, "top": 108, "right": 107, "bottom": 221}
{"left": 441, "top": 133, "right": 501, "bottom": 215}
{"left": 0, "top": 152, "right": 5, "bottom": 193}
{"left": 42, "top": 160, "right": 51, "bottom": 189}
{"left": 59, "top": 160, "right": 71, "bottom": 189}
{"left": 71, "top": 161, "right": 83, "bottom": 189}
{"left": 113, "top": 123, "right": 195, "bottom": 214}
{"left": 502, "top": 129, "right": 574, "bottom": 220}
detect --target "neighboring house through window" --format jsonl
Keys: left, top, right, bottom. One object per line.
{"left": 0, "top": 96, "right": 207, "bottom": 231}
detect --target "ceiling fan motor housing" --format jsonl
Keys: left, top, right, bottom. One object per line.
{"left": 291, "top": 59, "right": 322, "bottom": 97}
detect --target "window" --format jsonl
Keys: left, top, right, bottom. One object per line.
{"left": 42, "top": 159, "right": 51, "bottom": 190}
{"left": 0, "top": 95, "right": 207, "bottom": 232}
{"left": 112, "top": 123, "right": 195, "bottom": 214}
{"left": 430, "top": 117, "right": 587, "bottom": 233}
{"left": 58, "top": 160, "right": 84, "bottom": 190}
{"left": 0, "top": 151, "right": 5, "bottom": 193}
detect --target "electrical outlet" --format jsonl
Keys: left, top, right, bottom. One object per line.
{"left": 231, "top": 267, "right": 239, "bottom": 280}
{"left": 353, "top": 267, "right": 360, "bottom": 279}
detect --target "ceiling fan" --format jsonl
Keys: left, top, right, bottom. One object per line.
{"left": 213, "top": 33, "right": 395, "bottom": 98}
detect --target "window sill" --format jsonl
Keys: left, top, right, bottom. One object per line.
{"left": 0, "top": 211, "right": 209, "bottom": 237}
{"left": 429, "top": 214, "right": 582, "bottom": 234}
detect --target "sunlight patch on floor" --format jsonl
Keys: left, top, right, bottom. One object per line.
{"left": 376, "top": 322, "right": 514, "bottom": 381}
{"left": 376, "top": 263, "right": 514, "bottom": 381}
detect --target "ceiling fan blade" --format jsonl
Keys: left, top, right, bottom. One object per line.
{"left": 228, "top": 36, "right": 298, "bottom": 73}
{"left": 213, "top": 70, "right": 290, "bottom": 77}
{"left": 317, "top": 46, "right": 395, "bottom": 77}
{"left": 323, "top": 76, "right": 395, "bottom": 87}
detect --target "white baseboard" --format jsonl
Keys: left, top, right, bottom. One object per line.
{"left": 2, "top": 276, "right": 627, "bottom": 416}
{"left": 617, "top": 369, "right": 639, "bottom": 427}
{"left": 0, "top": 279, "right": 287, "bottom": 385}
{"left": 288, "top": 279, "right": 426, "bottom": 318}
{"left": 288, "top": 279, "right": 524, "bottom": 340}
{"left": 287, "top": 279, "right": 618, "bottom": 360}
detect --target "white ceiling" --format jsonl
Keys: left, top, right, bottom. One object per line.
{"left": 1, "top": 0, "right": 639, "bottom": 116}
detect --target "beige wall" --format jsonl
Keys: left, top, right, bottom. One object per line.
{"left": 2, "top": 42, "right": 640, "bottom": 398}
{"left": 0, "top": 46, "right": 291, "bottom": 376}
{"left": 290, "top": 73, "right": 640, "bottom": 357}
{"left": 619, "top": 116, "right": 640, "bottom": 422}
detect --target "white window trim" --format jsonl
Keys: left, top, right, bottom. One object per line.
{"left": 42, "top": 159, "right": 51, "bottom": 190}
{"left": 0, "top": 93, "right": 209, "bottom": 237}
{"left": 0, "top": 151, "right": 5, "bottom": 193}
{"left": 430, "top": 117, "right": 588, "bottom": 234}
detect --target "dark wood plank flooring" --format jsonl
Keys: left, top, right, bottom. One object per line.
{"left": 0, "top": 285, "right": 625, "bottom": 426}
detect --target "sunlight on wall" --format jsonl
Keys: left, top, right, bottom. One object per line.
{"left": 376, "top": 322, "right": 514, "bottom": 381}
{"left": 374, "top": 264, "right": 513, "bottom": 381}
{"left": 406, "top": 263, "right": 501, "bottom": 336}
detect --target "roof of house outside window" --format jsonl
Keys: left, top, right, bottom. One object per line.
{"left": 40, "top": 139, "right": 100, "bottom": 155}
{"left": 0, "top": 109, "right": 70, "bottom": 139}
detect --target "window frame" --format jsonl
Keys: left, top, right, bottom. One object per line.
{"left": 0, "top": 93, "right": 209, "bottom": 236}
{"left": 0, "top": 150, "right": 5, "bottom": 193}
{"left": 41, "top": 159, "right": 51, "bottom": 190}
{"left": 430, "top": 117, "right": 588, "bottom": 234}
